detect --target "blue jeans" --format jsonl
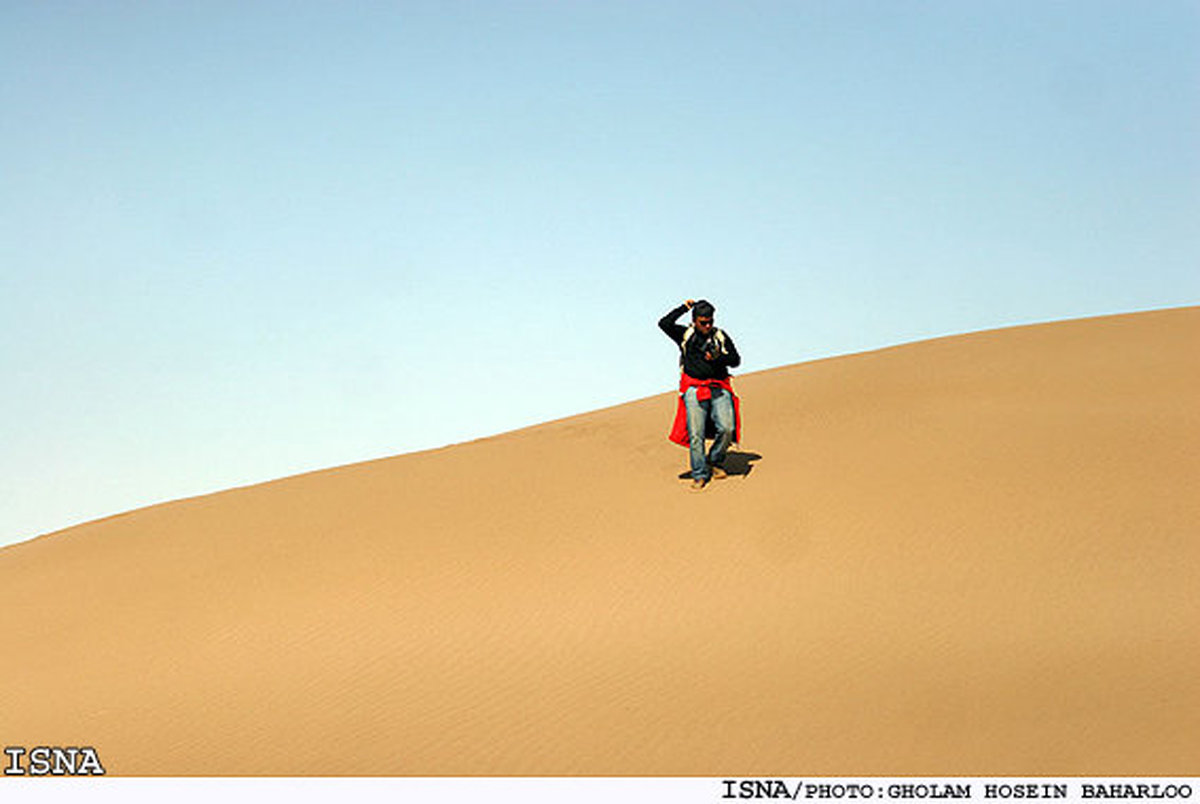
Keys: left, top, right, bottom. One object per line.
{"left": 683, "top": 386, "right": 735, "bottom": 481}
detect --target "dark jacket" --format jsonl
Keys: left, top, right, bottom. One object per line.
{"left": 658, "top": 303, "right": 742, "bottom": 381}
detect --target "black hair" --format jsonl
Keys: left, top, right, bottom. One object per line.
{"left": 692, "top": 300, "right": 715, "bottom": 319}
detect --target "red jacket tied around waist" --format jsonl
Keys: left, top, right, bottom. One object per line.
{"left": 669, "top": 373, "right": 742, "bottom": 446}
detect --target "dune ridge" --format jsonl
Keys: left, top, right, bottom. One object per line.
{"left": 1, "top": 307, "right": 1197, "bottom": 775}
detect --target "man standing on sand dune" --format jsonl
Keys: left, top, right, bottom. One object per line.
{"left": 659, "top": 298, "right": 742, "bottom": 491}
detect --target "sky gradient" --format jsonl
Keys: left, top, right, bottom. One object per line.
{"left": 2, "top": 1, "right": 1197, "bottom": 546}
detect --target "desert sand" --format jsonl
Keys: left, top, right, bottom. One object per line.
{"left": 1, "top": 307, "right": 1197, "bottom": 776}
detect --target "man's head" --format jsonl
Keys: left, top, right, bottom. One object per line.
{"left": 691, "top": 299, "right": 715, "bottom": 335}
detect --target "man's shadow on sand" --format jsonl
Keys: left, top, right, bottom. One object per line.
{"left": 676, "top": 450, "right": 763, "bottom": 480}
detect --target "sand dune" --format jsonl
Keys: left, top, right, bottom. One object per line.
{"left": 1, "top": 307, "right": 1197, "bottom": 776}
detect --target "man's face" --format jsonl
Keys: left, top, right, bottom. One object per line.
{"left": 694, "top": 314, "right": 714, "bottom": 335}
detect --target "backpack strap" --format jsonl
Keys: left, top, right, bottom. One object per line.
{"left": 680, "top": 325, "right": 695, "bottom": 359}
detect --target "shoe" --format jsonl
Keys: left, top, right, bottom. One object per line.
{"left": 709, "top": 465, "right": 728, "bottom": 480}
{"left": 689, "top": 478, "right": 708, "bottom": 491}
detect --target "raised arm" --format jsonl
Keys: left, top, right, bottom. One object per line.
{"left": 658, "top": 300, "right": 693, "bottom": 344}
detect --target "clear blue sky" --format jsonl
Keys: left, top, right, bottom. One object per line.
{"left": 2, "top": 1, "right": 1197, "bottom": 547}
